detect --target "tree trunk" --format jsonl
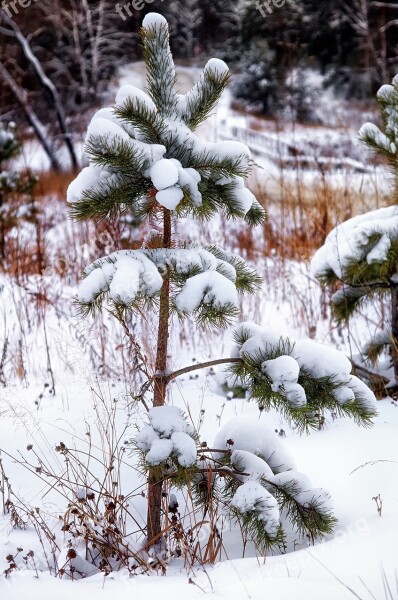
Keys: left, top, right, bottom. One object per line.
{"left": 391, "top": 284, "right": 398, "bottom": 384}
{"left": 146, "top": 208, "right": 171, "bottom": 546}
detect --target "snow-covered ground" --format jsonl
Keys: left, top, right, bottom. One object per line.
{"left": 0, "top": 370, "right": 397, "bottom": 599}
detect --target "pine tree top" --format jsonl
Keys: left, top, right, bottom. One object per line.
{"left": 359, "top": 74, "right": 398, "bottom": 193}
{"left": 67, "top": 12, "right": 265, "bottom": 227}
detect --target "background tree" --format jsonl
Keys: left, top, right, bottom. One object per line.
{"left": 0, "top": 1, "right": 136, "bottom": 166}
{"left": 68, "top": 13, "right": 376, "bottom": 554}
{"left": 163, "top": 0, "right": 203, "bottom": 59}
{"left": 312, "top": 73, "right": 398, "bottom": 385}
{"left": 0, "top": 121, "right": 38, "bottom": 263}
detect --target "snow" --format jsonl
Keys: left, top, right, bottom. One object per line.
{"left": 77, "top": 247, "right": 245, "bottom": 313}
{"left": 156, "top": 186, "right": 184, "bottom": 210}
{"left": 271, "top": 470, "right": 312, "bottom": 493}
{"left": 205, "top": 58, "right": 229, "bottom": 77}
{"left": 233, "top": 321, "right": 289, "bottom": 360}
{"left": 148, "top": 405, "right": 192, "bottom": 438}
{"left": 108, "top": 256, "right": 144, "bottom": 305}
{"left": 232, "top": 322, "right": 377, "bottom": 411}
{"left": 145, "top": 438, "right": 174, "bottom": 465}
{"left": 294, "top": 487, "right": 332, "bottom": 514}
{"left": 86, "top": 116, "right": 131, "bottom": 146}
{"left": 136, "top": 407, "right": 197, "bottom": 467}
{"left": 169, "top": 159, "right": 202, "bottom": 207}
{"left": 230, "top": 481, "right": 280, "bottom": 538}
{"left": 77, "top": 261, "right": 112, "bottom": 302}
{"left": 86, "top": 114, "right": 166, "bottom": 165}
{"left": 115, "top": 85, "right": 157, "bottom": 112}
{"left": 377, "top": 84, "right": 394, "bottom": 102}
{"left": 142, "top": 12, "right": 168, "bottom": 30}
{"left": 149, "top": 158, "right": 202, "bottom": 210}
{"left": 4, "top": 27, "right": 398, "bottom": 600}
{"left": 170, "top": 431, "right": 197, "bottom": 467}
{"left": 214, "top": 418, "right": 296, "bottom": 474}
{"left": 311, "top": 205, "right": 398, "bottom": 280}
{"left": 261, "top": 355, "right": 306, "bottom": 408}
{"left": 262, "top": 355, "right": 300, "bottom": 385}
{"left": 135, "top": 425, "right": 158, "bottom": 452}
{"left": 231, "top": 449, "right": 274, "bottom": 482}
{"left": 149, "top": 159, "right": 179, "bottom": 190}
{"left": 346, "top": 375, "right": 378, "bottom": 411}
{"left": 293, "top": 339, "right": 352, "bottom": 381}
{"left": 78, "top": 251, "right": 163, "bottom": 304}
{"left": 217, "top": 175, "right": 256, "bottom": 215}
{"left": 208, "top": 140, "right": 252, "bottom": 172}
{"left": 150, "top": 247, "right": 219, "bottom": 276}
{"left": 175, "top": 271, "right": 238, "bottom": 313}
{"left": 66, "top": 164, "right": 105, "bottom": 204}
{"left": 1, "top": 373, "right": 398, "bottom": 599}
{"left": 359, "top": 121, "right": 391, "bottom": 151}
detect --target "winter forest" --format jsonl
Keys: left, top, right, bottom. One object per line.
{"left": 0, "top": 1, "right": 398, "bottom": 598}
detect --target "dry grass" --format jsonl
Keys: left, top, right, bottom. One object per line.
{"left": 237, "top": 167, "right": 392, "bottom": 262}
{"left": 35, "top": 169, "right": 75, "bottom": 201}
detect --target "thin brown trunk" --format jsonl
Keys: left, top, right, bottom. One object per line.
{"left": 147, "top": 208, "right": 172, "bottom": 546}
{"left": 391, "top": 284, "right": 398, "bottom": 384}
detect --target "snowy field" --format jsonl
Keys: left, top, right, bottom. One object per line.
{"left": 1, "top": 60, "right": 398, "bottom": 600}
{"left": 0, "top": 367, "right": 397, "bottom": 599}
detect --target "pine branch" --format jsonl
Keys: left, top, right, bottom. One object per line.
{"left": 141, "top": 21, "right": 177, "bottom": 116}
{"left": 181, "top": 66, "right": 231, "bottom": 130}
{"left": 207, "top": 245, "right": 262, "bottom": 294}
{"left": 362, "top": 330, "right": 393, "bottom": 362}
{"left": 113, "top": 100, "right": 166, "bottom": 144}
{"left": 331, "top": 285, "right": 389, "bottom": 322}
{"left": 167, "top": 357, "right": 242, "bottom": 383}
{"left": 69, "top": 174, "right": 152, "bottom": 221}
{"left": 227, "top": 342, "right": 377, "bottom": 431}
{"left": 85, "top": 134, "right": 151, "bottom": 175}
{"left": 244, "top": 200, "right": 267, "bottom": 226}
{"left": 175, "top": 301, "right": 240, "bottom": 330}
{"left": 188, "top": 150, "right": 252, "bottom": 179}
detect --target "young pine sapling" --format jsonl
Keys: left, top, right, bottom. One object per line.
{"left": 68, "top": 13, "right": 376, "bottom": 558}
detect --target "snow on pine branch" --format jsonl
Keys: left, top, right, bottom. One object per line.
{"left": 67, "top": 12, "right": 264, "bottom": 223}
{"left": 214, "top": 418, "right": 333, "bottom": 541}
{"left": 214, "top": 417, "right": 295, "bottom": 474}
{"left": 311, "top": 205, "right": 398, "bottom": 282}
{"left": 77, "top": 251, "right": 163, "bottom": 306}
{"left": 228, "top": 322, "right": 377, "bottom": 428}
{"left": 359, "top": 74, "right": 398, "bottom": 156}
{"left": 76, "top": 247, "right": 256, "bottom": 320}
{"left": 136, "top": 406, "right": 197, "bottom": 467}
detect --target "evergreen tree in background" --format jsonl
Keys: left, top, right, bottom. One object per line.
{"left": 0, "top": 121, "right": 38, "bottom": 262}
{"left": 68, "top": 13, "right": 376, "bottom": 558}
{"left": 312, "top": 73, "right": 398, "bottom": 386}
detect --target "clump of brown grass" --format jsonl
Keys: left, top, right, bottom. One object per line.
{"left": 35, "top": 169, "right": 76, "bottom": 202}
{"left": 242, "top": 167, "right": 390, "bottom": 262}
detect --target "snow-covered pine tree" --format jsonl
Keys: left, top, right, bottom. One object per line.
{"left": 68, "top": 13, "right": 376, "bottom": 556}
{"left": 0, "top": 121, "right": 38, "bottom": 261}
{"left": 312, "top": 74, "right": 398, "bottom": 386}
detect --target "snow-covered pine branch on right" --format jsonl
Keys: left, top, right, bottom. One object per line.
{"left": 312, "top": 73, "right": 398, "bottom": 388}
